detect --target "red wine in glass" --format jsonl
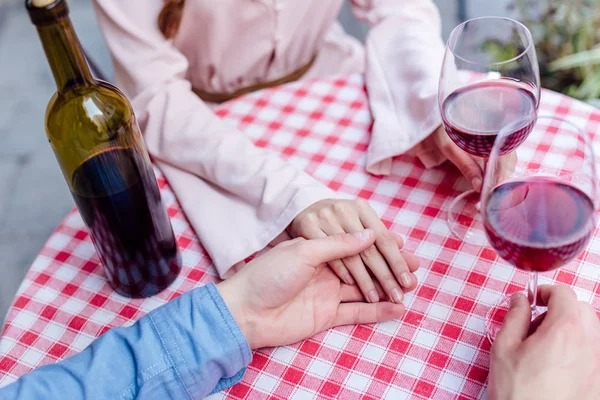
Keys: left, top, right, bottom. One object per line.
{"left": 442, "top": 80, "right": 537, "bottom": 157}
{"left": 484, "top": 177, "right": 594, "bottom": 272}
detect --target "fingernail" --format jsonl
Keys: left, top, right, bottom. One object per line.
{"left": 368, "top": 290, "right": 379, "bottom": 303}
{"left": 395, "top": 232, "right": 405, "bottom": 246}
{"left": 400, "top": 273, "right": 412, "bottom": 288}
{"left": 355, "top": 230, "right": 373, "bottom": 241}
{"left": 471, "top": 178, "right": 482, "bottom": 192}
{"left": 391, "top": 288, "right": 403, "bottom": 304}
{"left": 344, "top": 274, "right": 355, "bottom": 285}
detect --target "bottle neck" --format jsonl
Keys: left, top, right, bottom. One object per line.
{"left": 36, "top": 17, "right": 94, "bottom": 93}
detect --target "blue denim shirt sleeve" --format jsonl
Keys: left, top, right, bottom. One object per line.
{"left": 0, "top": 283, "right": 252, "bottom": 400}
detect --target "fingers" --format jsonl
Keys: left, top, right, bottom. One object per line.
{"left": 494, "top": 292, "right": 532, "bottom": 352}
{"left": 532, "top": 286, "right": 600, "bottom": 340}
{"left": 330, "top": 259, "right": 354, "bottom": 286}
{"left": 334, "top": 301, "right": 406, "bottom": 327}
{"left": 316, "top": 211, "right": 357, "bottom": 285}
{"left": 290, "top": 199, "right": 419, "bottom": 304}
{"left": 401, "top": 251, "right": 420, "bottom": 273}
{"left": 398, "top": 252, "right": 419, "bottom": 293}
{"left": 358, "top": 201, "right": 413, "bottom": 291}
{"left": 394, "top": 231, "right": 405, "bottom": 249}
{"left": 359, "top": 242, "right": 403, "bottom": 304}
{"left": 319, "top": 208, "right": 381, "bottom": 303}
{"left": 340, "top": 281, "right": 387, "bottom": 303}
{"left": 535, "top": 285, "right": 600, "bottom": 334}
{"left": 396, "top": 234, "right": 420, "bottom": 286}
{"left": 536, "top": 285, "right": 578, "bottom": 318}
{"left": 341, "top": 253, "right": 380, "bottom": 303}
{"left": 535, "top": 285, "right": 600, "bottom": 335}
{"left": 291, "top": 219, "right": 354, "bottom": 285}
{"left": 436, "top": 130, "right": 484, "bottom": 192}
{"left": 338, "top": 202, "right": 404, "bottom": 304}
{"left": 578, "top": 302, "right": 600, "bottom": 331}
{"left": 294, "top": 230, "right": 375, "bottom": 268}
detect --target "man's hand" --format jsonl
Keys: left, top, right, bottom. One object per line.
{"left": 217, "top": 231, "right": 418, "bottom": 350}
{"left": 489, "top": 285, "right": 600, "bottom": 400}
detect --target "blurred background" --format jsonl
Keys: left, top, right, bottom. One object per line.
{"left": 0, "top": 0, "right": 598, "bottom": 322}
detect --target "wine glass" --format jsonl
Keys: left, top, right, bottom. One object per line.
{"left": 439, "top": 17, "right": 541, "bottom": 243}
{"left": 481, "top": 115, "right": 598, "bottom": 342}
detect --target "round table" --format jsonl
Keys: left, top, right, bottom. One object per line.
{"left": 2, "top": 74, "right": 600, "bottom": 399}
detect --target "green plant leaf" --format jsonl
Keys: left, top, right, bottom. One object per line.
{"left": 549, "top": 47, "right": 600, "bottom": 71}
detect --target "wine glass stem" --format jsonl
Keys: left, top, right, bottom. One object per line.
{"left": 527, "top": 271, "right": 539, "bottom": 311}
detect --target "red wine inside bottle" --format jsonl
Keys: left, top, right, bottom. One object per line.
{"left": 72, "top": 148, "right": 180, "bottom": 297}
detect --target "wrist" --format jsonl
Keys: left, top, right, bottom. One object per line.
{"left": 217, "top": 279, "right": 259, "bottom": 350}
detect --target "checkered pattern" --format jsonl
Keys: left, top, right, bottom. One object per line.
{"left": 2, "top": 74, "right": 600, "bottom": 399}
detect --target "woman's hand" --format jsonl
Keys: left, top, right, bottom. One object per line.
{"left": 288, "top": 199, "right": 418, "bottom": 305}
{"left": 423, "top": 126, "right": 485, "bottom": 191}
{"left": 417, "top": 126, "right": 519, "bottom": 191}
{"left": 217, "top": 231, "right": 418, "bottom": 350}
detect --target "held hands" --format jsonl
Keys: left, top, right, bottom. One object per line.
{"left": 289, "top": 199, "right": 418, "bottom": 305}
{"left": 287, "top": 126, "right": 518, "bottom": 306}
{"left": 489, "top": 285, "right": 600, "bottom": 400}
{"left": 217, "top": 231, "right": 419, "bottom": 350}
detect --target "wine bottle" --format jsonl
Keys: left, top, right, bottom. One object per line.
{"left": 26, "top": 0, "right": 182, "bottom": 298}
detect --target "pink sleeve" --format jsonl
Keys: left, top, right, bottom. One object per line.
{"left": 351, "top": 0, "right": 447, "bottom": 175}
{"left": 92, "top": 0, "right": 335, "bottom": 278}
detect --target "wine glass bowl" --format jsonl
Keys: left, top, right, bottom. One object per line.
{"left": 439, "top": 17, "right": 541, "bottom": 242}
{"left": 441, "top": 80, "right": 537, "bottom": 157}
{"left": 483, "top": 177, "right": 594, "bottom": 272}
{"left": 481, "top": 116, "right": 598, "bottom": 342}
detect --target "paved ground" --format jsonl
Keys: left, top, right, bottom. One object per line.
{"left": 0, "top": 0, "right": 506, "bottom": 322}
{"left": 0, "top": 0, "right": 113, "bottom": 322}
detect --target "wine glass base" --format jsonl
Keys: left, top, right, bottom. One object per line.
{"left": 446, "top": 190, "right": 487, "bottom": 245}
{"left": 485, "top": 292, "right": 542, "bottom": 343}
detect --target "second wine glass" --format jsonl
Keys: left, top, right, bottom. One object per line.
{"left": 439, "top": 17, "right": 541, "bottom": 243}
{"left": 481, "top": 115, "right": 598, "bottom": 342}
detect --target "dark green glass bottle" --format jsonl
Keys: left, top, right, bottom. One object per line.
{"left": 26, "top": 0, "right": 181, "bottom": 298}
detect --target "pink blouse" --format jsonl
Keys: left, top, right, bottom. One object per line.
{"left": 92, "top": 0, "right": 446, "bottom": 277}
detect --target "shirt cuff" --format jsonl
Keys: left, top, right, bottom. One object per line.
{"left": 366, "top": 116, "right": 444, "bottom": 176}
{"left": 148, "top": 283, "right": 252, "bottom": 397}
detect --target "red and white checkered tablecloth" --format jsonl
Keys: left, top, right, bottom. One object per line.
{"left": 2, "top": 73, "right": 600, "bottom": 399}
